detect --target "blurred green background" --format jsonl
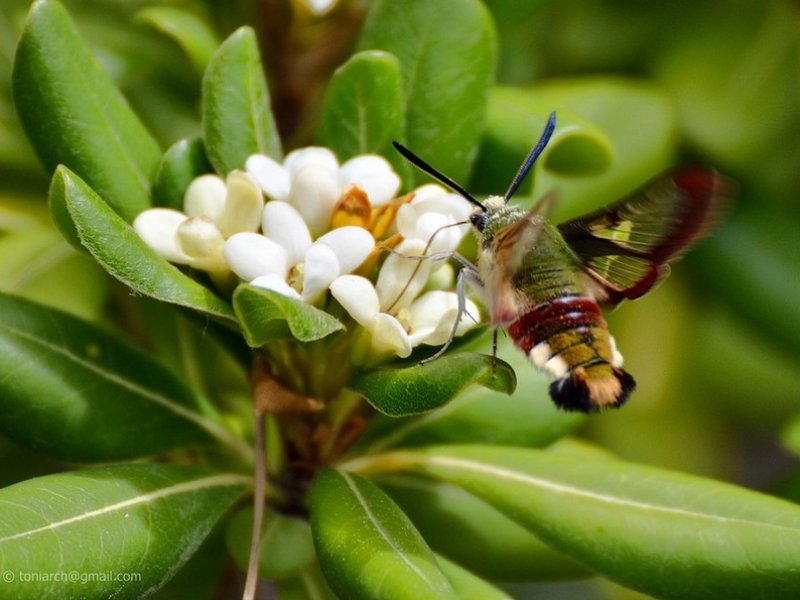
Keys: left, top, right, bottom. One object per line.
{"left": 1, "top": 1, "right": 798, "bottom": 598}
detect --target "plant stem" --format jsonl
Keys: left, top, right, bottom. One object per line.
{"left": 242, "top": 408, "right": 267, "bottom": 600}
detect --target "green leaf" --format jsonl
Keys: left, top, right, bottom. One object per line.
{"left": 202, "top": 26, "right": 281, "bottom": 174}
{"left": 0, "top": 292, "right": 249, "bottom": 462}
{"left": 472, "top": 93, "right": 615, "bottom": 198}
{"left": 50, "top": 166, "right": 236, "bottom": 323}
{"left": 154, "top": 138, "right": 212, "bottom": 210}
{"left": 318, "top": 50, "right": 405, "bottom": 167}
{"left": 12, "top": 0, "right": 161, "bottom": 223}
{"left": 435, "top": 554, "right": 514, "bottom": 600}
{"left": 0, "top": 223, "right": 109, "bottom": 321}
{"left": 358, "top": 0, "right": 497, "bottom": 186}
{"left": 309, "top": 469, "right": 458, "bottom": 600}
{"left": 385, "top": 445, "right": 800, "bottom": 600}
{"left": 474, "top": 80, "right": 678, "bottom": 222}
{"left": 378, "top": 474, "right": 589, "bottom": 582}
{"left": 233, "top": 285, "right": 345, "bottom": 346}
{"left": 0, "top": 464, "right": 249, "bottom": 600}
{"left": 135, "top": 6, "right": 220, "bottom": 76}
{"left": 349, "top": 352, "right": 516, "bottom": 417}
{"left": 690, "top": 209, "right": 800, "bottom": 359}
{"left": 226, "top": 507, "right": 316, "bottom": 580}
{"left": 353, "top": 335, "right": 581, "bottom": 452}
{"left": 278, "top": 564, "right": 338, "bottom": 600}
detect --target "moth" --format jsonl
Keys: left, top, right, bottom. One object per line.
{"left": 393, "top": 112, "right": 731, "bottom": 412}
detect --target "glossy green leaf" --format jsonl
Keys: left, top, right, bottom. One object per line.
{"left": 435, "top": 554, "right": 514, "bottom": 600}
{"left": 226, "top": 507, "right": 315, "bottom": 580}
{"left": 309, "top": 469, "right": 458, "bottom": 600}
{"left": 358, "top": 0, "right": 497, "bottom": 186}
{"left": 0, "top": 292, "right": 249, "bottom": 462}
{"left": 154, "top": 138, "right": 212, "bottom": 210}
{"left": 148, "top": 526, "right": 229, "bottom": 600}
{"left": 135, "top": 6, "right": 220, "bottom": 76}
{"left": 318, "top": 50, "right": 406, "bottom": 171}
{"left": 473, "top": 80, "right": 678, "bottom": 222}
{"left": 384, "top": 445, "right": 800, "bottom": 599}
{"left": 12, "top": 0, "right": 160, "bottom": 223}
{"left": 0, "top": 223, "right": 109, "bottom": 321}
{"left": 50, "top": 166, "right": 236, "bottom": 323}
{"left": 278, "top": 564, "right": 338, "bottom": 600}
{"left": 473, "top": 103, "right": 613, "bottom": 198}
{"left": 0, "top": 464, "right": 249, "bottom": 600}
{"left": 378, "top": 474, "right": 589, "bottom": 582}
{"left": 349, "top": 352, "right": 516, "bottom": 417}
{"left": 233, "top": 285, "right": 345, "bottom": 346}
{"left": 353, "top": 335, "right": 581, "bottom": 452}
{"left": 202, "top": 26, "right": 281, "bottom": 174}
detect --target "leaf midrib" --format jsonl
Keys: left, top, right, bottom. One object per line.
{"left": 0, "top": 473, "right": 251, "bottom": 543}
{"left": 341, "top": 472, "right": 447, "bottom": 593}
{"left": 429, "top": 455, "right": 800, "bottom": 534}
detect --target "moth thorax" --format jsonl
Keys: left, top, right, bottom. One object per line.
{"left": 483, "top": 196, "right": 506, "bottom": 211}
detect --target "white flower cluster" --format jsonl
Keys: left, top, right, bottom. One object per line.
{"left": 134, "top": 147, "right": 480, "bottom": 359}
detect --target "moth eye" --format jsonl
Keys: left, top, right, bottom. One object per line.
{"left": 470, "top": 212, "right": 488, "bottom": 231}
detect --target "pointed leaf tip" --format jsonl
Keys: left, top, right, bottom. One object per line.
{"left": 349, "top": 352, "right": 516, "bottom": 417}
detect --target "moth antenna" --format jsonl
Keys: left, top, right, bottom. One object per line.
{"left": 503, "top": 111, "right": 556, "bottom": 203}
{"left": 384, "top": 220, "right": 468, "bottom": 314}
{"left": 392, "top": 141, "right": 486, "bottom": 211}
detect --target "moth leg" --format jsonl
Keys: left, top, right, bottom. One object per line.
{"left": 492, "top": 328, "right": 499, "bottom": 377}
{"left": 420, "top": 265, "right": 483, "bottom": 365}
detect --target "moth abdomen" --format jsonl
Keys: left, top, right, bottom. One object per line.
{"left": 550, "top": 366, "right": 635, "bottom": 413}
{"left": 507, "top": 295, "right": 635, "bottom": 412}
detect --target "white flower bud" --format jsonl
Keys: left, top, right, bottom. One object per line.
{"left": 339, "top": 155, "right": 401, "bottom": 206}
{"left": 133, "top": 208, "right": 190, "bottom": 264}
{"left": 184, "top": 174, "right": 226, "bottom": 222}
{"left": 262, "top": 201, "right": 312, "bottom": 267}
{"left": 223, "top": 232, "right": 288, "bottom": 282}
{"left": 314, "top": 226, "right": 375, "bottom": 273}
{"left": 302, "top": 243, "right": 340, "bottom": 300}
{"left": 215, "top": 171, "right": 264, "bottom": 238}
{"left": 246, "top": 154, "right": 291, "bottom": 201}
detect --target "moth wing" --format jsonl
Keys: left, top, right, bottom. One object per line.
{"left": 485, "top": 195, "right": 554, "bottom": 324}
{"left": 558, "top": 168, "right": 732, "bottom": 305}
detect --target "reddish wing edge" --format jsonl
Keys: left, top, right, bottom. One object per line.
{"left": 558, "top": 168, "right": 734, "bottom": 306}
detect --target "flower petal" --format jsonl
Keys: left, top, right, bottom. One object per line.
{"left": 339, "top": 155, "right": 401, "bottom": 206}
{"left": 262, "top": 201, "right": 312, "bottom": 267}
{"left": 246, "top": 154, "right": 290, "bottom": 201}
{"left": 133, "top": 208, "right": 190, "bottom": 264}
{"left": 251, "top": 273, "right": 302, "bottom": 301}
{"left": 301, "top": 243, "right": 340, "bottom": 300}
{"left": 216, "top": 171, "right": 264, "bottom": 237}
{"left": 329, "top": 275, "right": 380, "bottom": 328}
{"left": 223, "top": 232, "right": 288, "bottom": 281}
{"left": 371, "top": 313, "right": 412, "bottom": 358}
{"left": 375, "top": 238, "right": 432, "bottom": 312}
{"left": 314, "top": 226, "right": 375, "bottom": 273}
{"left": 175, "top": 217, "right": 227, "bottom": 272}
{"left": 284, "top": 147, "right": 339, "bottom": 176}
{"left": 184, "top": 174, "right": 226, "bottom": 221}
{"left": 411, "top": 186, "right": 472, "bottom": 222}
{"left": 406, "top": 291, "right": 480, "bottom": 346}
{"left": 290, "top": 165, "right": 340, "bottom": 235}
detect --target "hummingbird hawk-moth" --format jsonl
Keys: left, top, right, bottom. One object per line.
{"left": 393, "top": 112, "right": 731, "bottom": 412}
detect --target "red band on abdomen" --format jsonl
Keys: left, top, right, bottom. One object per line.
{"left": 507, "top": 295, "right": 604, "bottom": 354}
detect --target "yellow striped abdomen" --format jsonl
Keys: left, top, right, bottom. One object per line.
{"left": 507, "top": 295, "right": 635, "bottom": 412}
